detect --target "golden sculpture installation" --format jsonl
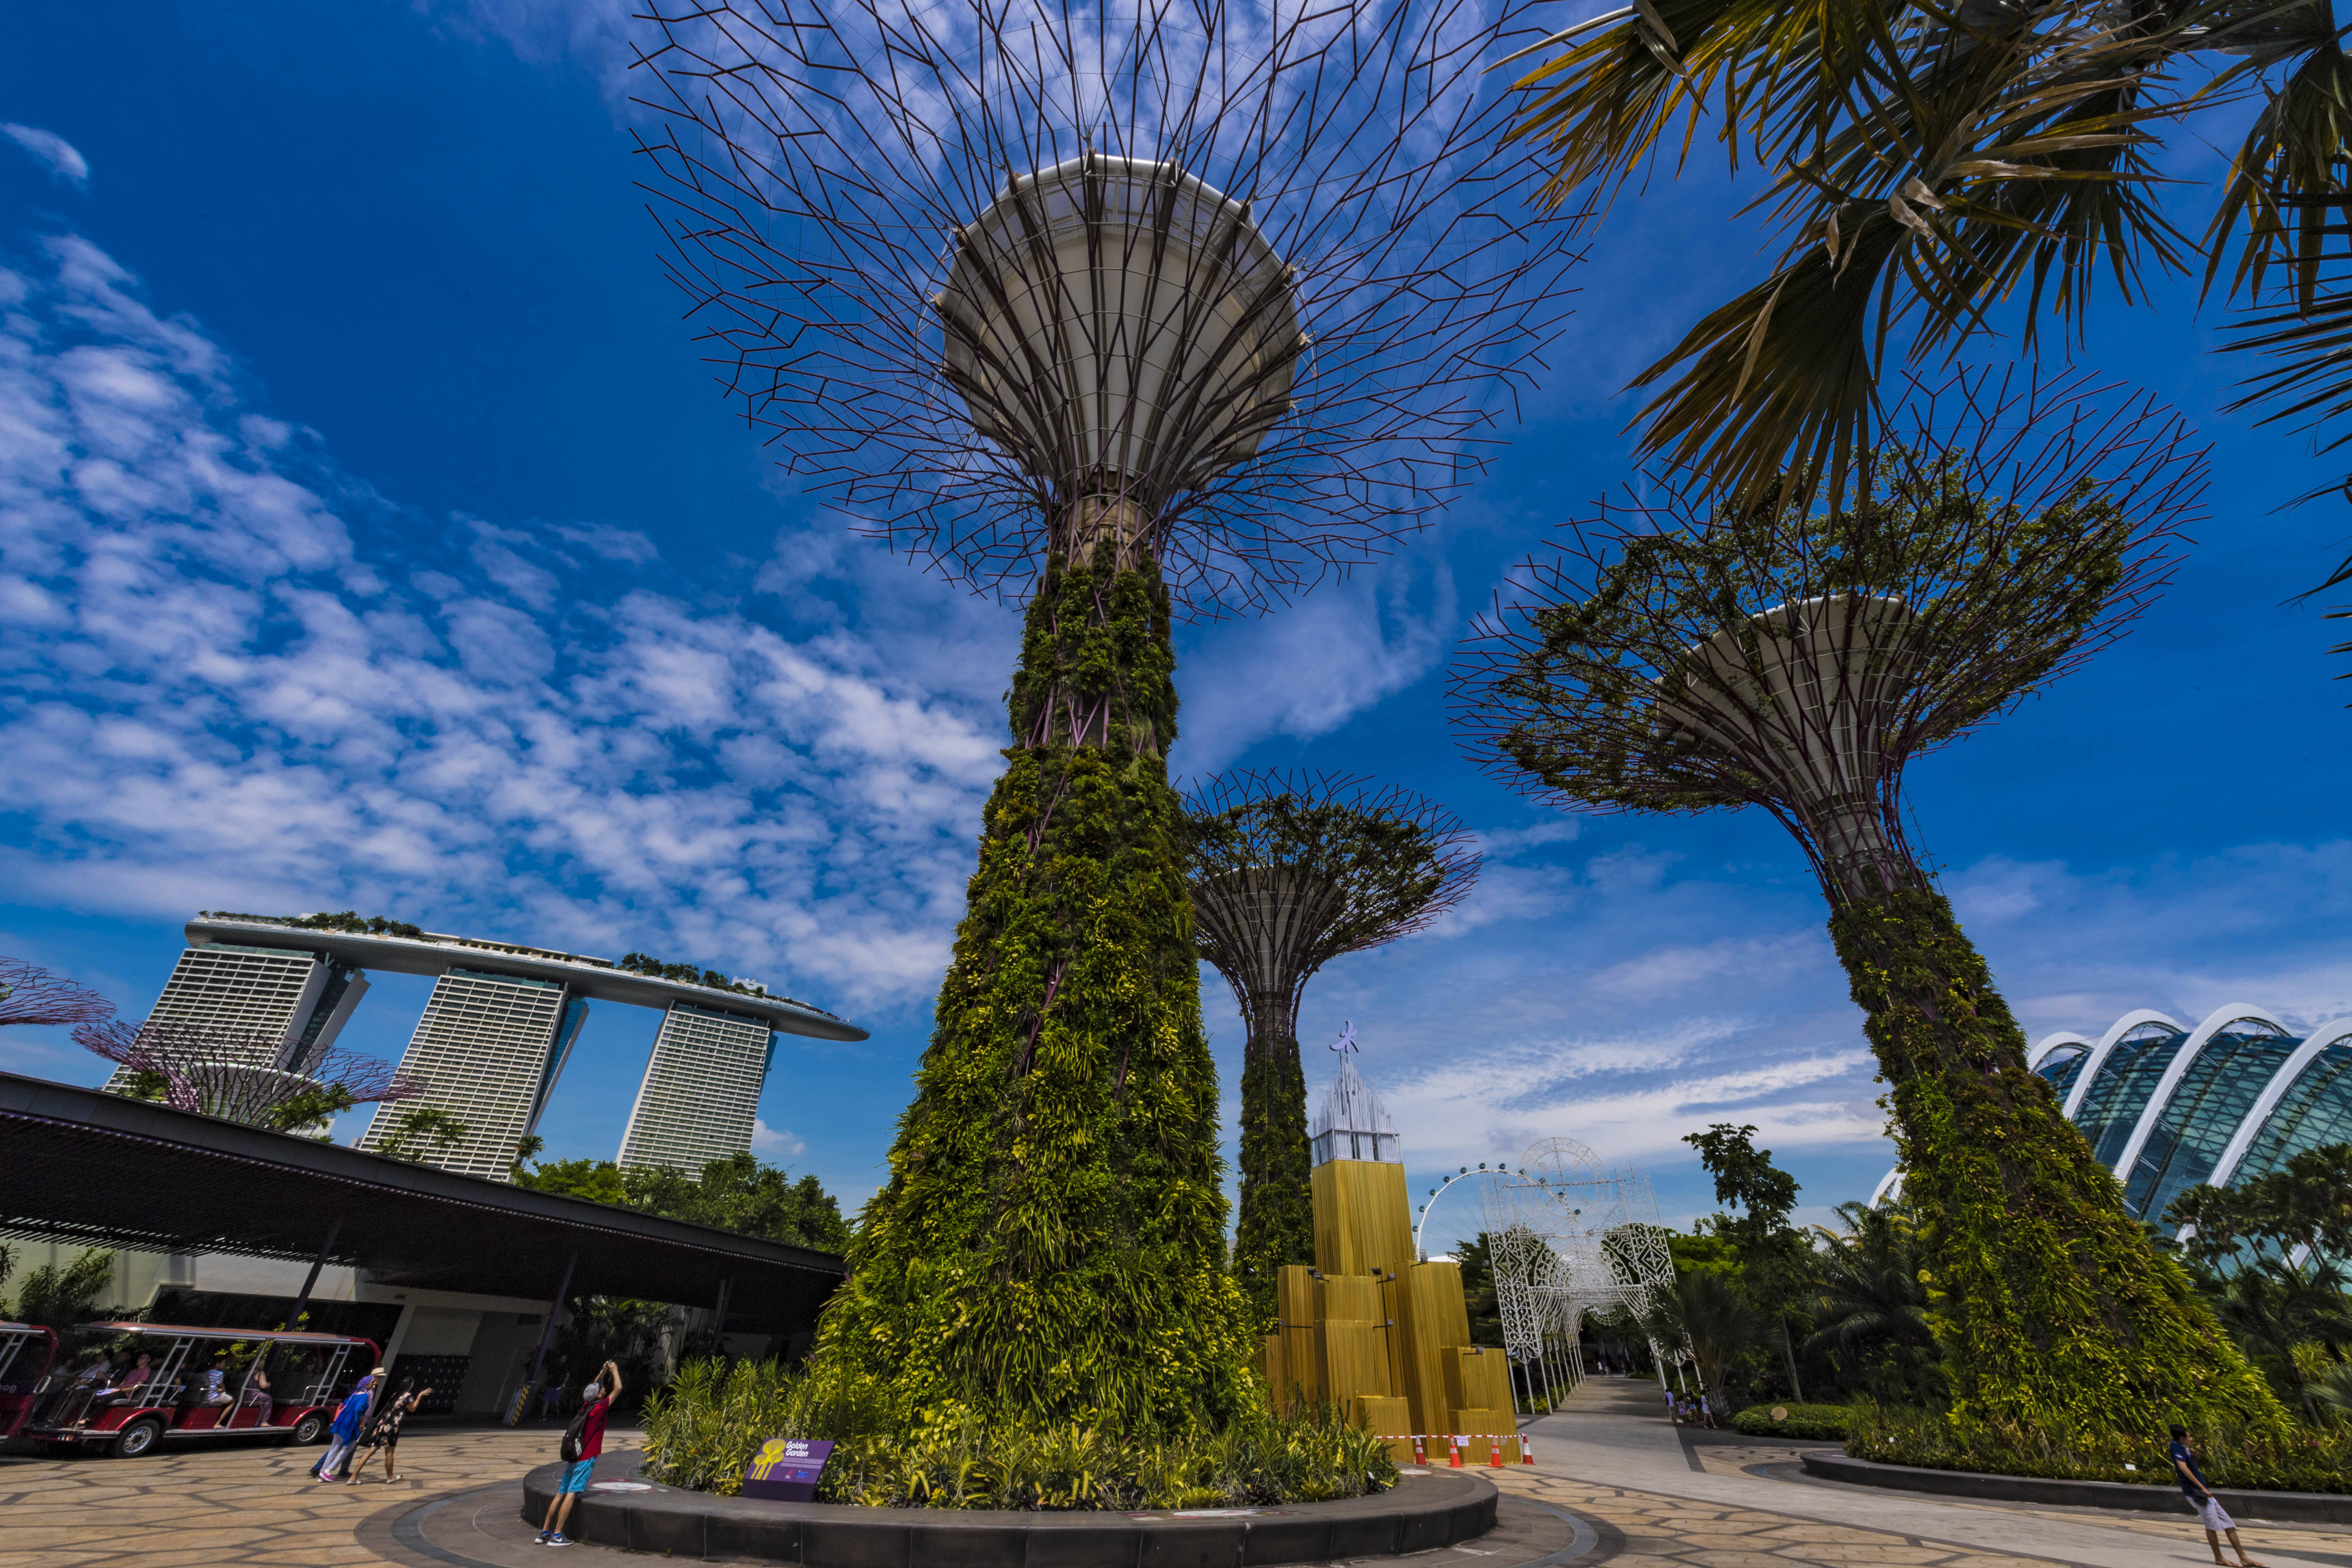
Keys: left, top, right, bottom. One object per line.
{"left": 1258, "top": 1053, "right": 1519, "bottom": 1463}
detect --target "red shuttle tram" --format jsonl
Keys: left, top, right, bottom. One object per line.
{"left": 0, "top": 1321, "right": 60, "bottom": 1439}
{"left": 22, "top": 1322, "right": 379, "bottom": 1457}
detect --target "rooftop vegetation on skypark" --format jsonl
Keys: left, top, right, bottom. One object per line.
{"left": 202, "top": 910, "right": 426, "bottom": 939}
{"left": 614, "top": 952, "right": 833, "bottom": 1015}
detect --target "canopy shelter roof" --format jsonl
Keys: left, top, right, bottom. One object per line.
{"left": 183, "top": 915, "right": 868, "bottom": 1042}
{"left": 0, "top": 1073, "right": 845, "bottom": 1330}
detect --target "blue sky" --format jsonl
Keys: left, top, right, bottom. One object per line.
{"left": 3, "top": 0, "right": 2350, "bottom": 1252}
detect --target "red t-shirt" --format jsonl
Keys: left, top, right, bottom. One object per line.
{"left": 579, "top": 1397, "right": 609, "bottom": 1460}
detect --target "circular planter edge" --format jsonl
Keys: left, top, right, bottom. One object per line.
{"left": 522, "top": 1455, "right": 1501, "bottom": 1566}
{"left": 1802, "top": 1450, "right": 2352, "bottom": 1524}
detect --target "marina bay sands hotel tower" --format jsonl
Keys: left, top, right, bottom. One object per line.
{"left": 137, "top": 915, "right": 866, "bottom": 1179}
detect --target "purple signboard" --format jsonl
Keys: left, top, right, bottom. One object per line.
{"left": 741, "top": 1436, "right": 833, "bottom": 1503}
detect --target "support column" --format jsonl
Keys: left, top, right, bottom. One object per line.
{"left": 514, "top": 1251, "right": 578, "bottom": 1426}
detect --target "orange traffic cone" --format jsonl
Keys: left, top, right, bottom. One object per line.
{"left": 1520, "top": 1433, "right": 1535, "bottom": 1465}
{"left": 1411, "top": 1435, "right": 1426, "bottom": 1465}
{"left": 1448, "top": 1435, "right": 1463, "bottom": 1467}
{"left": 1487, "top": 1434, "right": 1505, "bottom": 1468}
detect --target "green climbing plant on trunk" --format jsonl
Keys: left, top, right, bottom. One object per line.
{"left": 815, "top": 542, "right": 1249, "bottom": 1435}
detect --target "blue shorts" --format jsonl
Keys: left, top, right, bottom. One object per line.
{"left": 557, "top": 1458, "right": 596, "bottom": 1494}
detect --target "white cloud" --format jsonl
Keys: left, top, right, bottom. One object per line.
{"left": 0, "top": 230, "right": 1016, "bottom": 1014}
{"left": 1173, "top": 556, "right": 1456, "bottom": 771}
{"left": 2, "top": 124, "right": 90, "bottom": 187}
{"left": 751, "top": 1118, "right": 809, "bottom": 1160}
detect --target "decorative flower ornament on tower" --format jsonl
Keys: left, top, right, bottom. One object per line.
{"left": 636, "top": 0, "right": 1578, "bottom": 1431}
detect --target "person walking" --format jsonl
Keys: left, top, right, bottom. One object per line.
{"left": 538, "top": 1356, "right": 569, "bottom": 1423}
{"left": 535, "top": 1360, "right": 620, "bottom": 1547}
{"left": 2170, "top": 1424, "right": 2268, "bottom": 1568}
{"left": 312, "top": 1372, "right": 379, "bottom": 1484}
{"left": 348, "top": 1379, "right": 431, "bottom": 1484}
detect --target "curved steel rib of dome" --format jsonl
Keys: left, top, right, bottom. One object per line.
{"left": 1870, "top": 1002, "right": 2352, "bottom": 1236}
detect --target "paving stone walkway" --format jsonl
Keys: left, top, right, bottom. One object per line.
{"left": 8, "top": 1386, "right": 2352, "bottom": 1568}
{"left": 1495, "top": 1376, "right": 2352, "bottom": 1568}
{"left": 0, "top": 1419, "right": 636, "bottom": 1568}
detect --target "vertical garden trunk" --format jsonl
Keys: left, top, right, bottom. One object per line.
{"left": 814, "top": 544, "right": 1249, "bottom": 1433}
{"left": 1828, "top": 882, "right": 2280, "bottom": 1435}
{"left": 1234, "top": 991, "right": 1314, "bottom": 1331}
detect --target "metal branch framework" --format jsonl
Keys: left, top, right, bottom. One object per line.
{"left": 1450, "top": 368, "right": 2200, "bottom": 905}
{"left": 631, "top": 0, "right": 1585, "bottom": 614}
{"left": 1184, "top": 769, "right": 1481, "bottom": 1043}
{"left": 0, "top": 956, "right": 116, "bottom": 1029}
{"left": 74, "top": 1021, "right": 424, "bottom": 1132}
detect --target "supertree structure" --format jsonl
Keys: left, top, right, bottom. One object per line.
{"left": 75, "top": 1020, "right": 423, "bottom": 1135}
{"left": 0, "top": 956, "right": 116, "bottom": 1029}
{"left": 1183, "top": 771, "right": 1478, "bottom": 1327}
{"left": 1451, "top": 369, "right": 2285, "bottom": 1442}
{"left": 632, "top": 0, "right": 1579, "bottom": 1432}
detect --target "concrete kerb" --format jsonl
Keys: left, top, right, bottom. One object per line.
{"left": 1802, "top": 1450, "right": 2352, "bottom": 1526}
{"left": 521, "top": 1456, "right": 1500, "bottom": 1566}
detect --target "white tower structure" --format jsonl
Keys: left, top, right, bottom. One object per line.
{"left": 1309, "top": 1053, "right": 1402, "bottom": 1166}
{"left": 112, "top": 941, "right": 368, "bottom": 1090}
{"left": 617, "top": 1002, "right": 777, "bottom": 1174}
{"left": 354, "top": 970, "right": 588, "bottom": 1180}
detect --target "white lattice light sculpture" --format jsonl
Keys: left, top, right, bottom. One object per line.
{"left": 1477, "top": 1138, "right": 1682, "bottom": 1386}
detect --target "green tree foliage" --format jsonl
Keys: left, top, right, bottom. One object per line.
{"left": 267, "top": 1081, "right": 356, "bottom": 1134}
{"left": 1641, "top": 1269, "right": 1764, "bottom": 1405}
{"left": 1684, "top": 1123, "right": 1810, "bottom": 1396}
{"left": 2200, "top": 1259, "right": 2352, "bottom": 1423}
{"left": 373, "top": 1105, "right": 469, "bottom": 1163}
{"left": 513, "top": 1152, "right": 852, "bottom": 1253}
{"left": 1502, "top": 0, "right": 2352, "bottom": 604}
{"left": 1807, "top": 1201, "right": 1938, "bottom": 1405}
{"left": 517, "top": 1156, "right": 632, "bottom": 1207}
{"left": 2168, "top": 1145, "right": 2352, "bottom": 1271}
{"left": 1453, "top": 1234, "right": 1503, "bottom": 1348}
{"left": 813, "top": 546, "right": 1247, "bottom": 1435}
{"left": 8, "top": 1249, "right": 118, "bottom": 1335}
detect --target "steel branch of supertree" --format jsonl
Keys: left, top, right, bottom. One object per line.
{"left": 630, "top": 0, "right": 1586, "bottom": 615}
{"left": 74, "top": 1020, "right": 425, "bottom": 1129}
{"left": 0, "top": 956, "right": 117, "bottom": 1029}
{"left": 1184, "top": 768, "right": 1479, "bottom": 1040}
{"left": 1449, "top": 368, "right": 2200, "bottom": 905}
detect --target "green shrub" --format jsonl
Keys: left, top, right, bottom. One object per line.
{"left": 1729, "top": 1403, "right": 1852, "bottom": 1440}
{"left": 1848, "top": 1402, "right": 2352, "bottom": 1492}
{"left": 640, "top": 1358, "right": 1397, "bottom": 1509}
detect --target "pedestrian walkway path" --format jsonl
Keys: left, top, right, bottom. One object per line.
{"left": 0, "top": 1420, "right": 637, "bottom": 1567}
{"left": 1494, "top": 1373, "right": 2352, "bottom": 1568}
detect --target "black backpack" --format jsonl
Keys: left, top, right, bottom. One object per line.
{"left": 559, "top": 1400, "right": 594, "bottom": 1464}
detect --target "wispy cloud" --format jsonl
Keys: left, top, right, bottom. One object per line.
{"left": 0, "top": 231, "right": 1016, "bottom": 1014}
{"left": 751, "top": 1118, "right": 809, "bottom": 1160}
{"left": 1, "top": 124, "right": 89, "bottom": 187}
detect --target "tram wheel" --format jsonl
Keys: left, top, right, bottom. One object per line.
{"left": 110, "top": 1419, "right": 163, "bottom": 1459}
